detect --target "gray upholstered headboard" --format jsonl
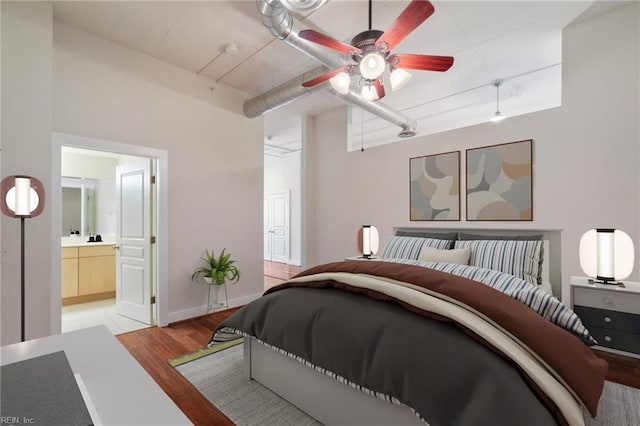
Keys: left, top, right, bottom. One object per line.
{"left": 392, "top": 227, "right": 562, "bottom": 298}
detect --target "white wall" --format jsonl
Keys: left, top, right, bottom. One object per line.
{"left": 0, "top": 2, "right": 264, "bottom": 344}
{"left": 1, "top": 2, "right": 54, "bottom": 343}
{"left": 310, "top": 4, "right": 639, "bottom": 305}
{"left": 265, "top": 152, "right": 302, "bottom": 265}
{"left": 62, "top": 151, "right": 118, "bottom": 180}
{"left": 52, "top": 21, "right": 264, "bottom": 323}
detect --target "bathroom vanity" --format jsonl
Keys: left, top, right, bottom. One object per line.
{"left": 62, "top": 241, "right": 115, "bottom": 306}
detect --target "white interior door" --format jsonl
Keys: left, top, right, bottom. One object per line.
{"left": 264, "top": 196, "right": 273, "bottom": 261}
{"left": 116, "top": 160, "right": 153, "bottom": 324}
{"left": 264, "top": 192, "right": 290, "bottom": 264}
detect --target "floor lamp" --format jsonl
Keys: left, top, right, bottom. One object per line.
{"left": 1, "top": 175, "right": 45, "bottom": 342}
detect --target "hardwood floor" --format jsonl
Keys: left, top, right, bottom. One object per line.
{"left": 263, "top": 260, "right": 301, "bottom": 281}
{"left": 594, "top": 349, "right": 640, "bottom": 389}
{"left": 264, "top": 260, "right": 301, "bottom": 290}
{"left": 116, "top": 309, "right": 239, "bottom": 426}
{"left": 115, "top": 264, "right": 300, "bottom": 424}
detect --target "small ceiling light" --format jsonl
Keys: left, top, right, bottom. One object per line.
{"left": 390, "top": 68, "right": 412, "bottom": 92}
{"left": 489, "top": 79, "right": 507, "bottom": 122}
{"left": 224, "top": 43, "right": 239, "bottom": 56}
{"left": 329, "top": 71, "right": 351, "bottom": 95}
{"left": 359, "top": 53, "right": 386, "bottom": 80}
{"left": 361, "top": 84, "right": 379, "bottom": 102}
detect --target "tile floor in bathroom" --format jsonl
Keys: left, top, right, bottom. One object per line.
{"left": 62, "top": 298, "right": 150, "bottom": 335}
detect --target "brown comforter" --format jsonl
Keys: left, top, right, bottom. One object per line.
{"left": 215, "top": 261, "right": 607, "bottom": 425}
{"left": 270, "top": 261, "right": 608, "bottom": 418}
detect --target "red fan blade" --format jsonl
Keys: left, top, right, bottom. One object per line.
{"left": 376, "top": 0, "right": 435, "bottom": 52}
{"left": 391, "top": 53, "right": 454, "bottom": 71}
{"left": 374, "top": 79, "right": 385, "bottom": 100}
{"left": 302, "top": 66, "right": 349, "bottom": 88}
{"left": 299, "top": 29, "right": 362, "bottom": 55}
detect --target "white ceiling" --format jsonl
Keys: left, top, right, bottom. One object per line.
{"left": 52, "top": 0, "right": 627, "bottom": 153}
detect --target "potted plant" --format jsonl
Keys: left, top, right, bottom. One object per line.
{"left": 192, "top": 248, "right": 240, "bottom": 309}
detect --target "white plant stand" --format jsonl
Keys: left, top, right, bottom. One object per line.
{"left": 206, "top": 282, "right": 229, "bottom": 313}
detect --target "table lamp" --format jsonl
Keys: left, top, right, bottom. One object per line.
{"left": 579, "top": 228, "right": 634, "bottom": 287}
{"left": 357, "top": 225, "right": 379, "bottom": 259}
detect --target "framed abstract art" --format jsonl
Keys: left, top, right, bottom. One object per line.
{"left": 410, "top": 151, "right": 460, "bottom": 221}
{"left": 466, "top": 139, "right": 533, "bottom": 221}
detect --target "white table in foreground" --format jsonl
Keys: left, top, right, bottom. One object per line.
{"left": 1, "top": 325, "right": 191, "bottom": 425}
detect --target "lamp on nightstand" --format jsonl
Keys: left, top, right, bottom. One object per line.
{"left": 1, "top": 175, "right": 46, "bottom": 342}
{"left": 357, "top": 225, "right": 379, "bottom": 259}
{"left": 579, "top": 228, "right": 634, "bottom": 287}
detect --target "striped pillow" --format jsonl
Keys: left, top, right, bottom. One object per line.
{"left": 380, "top": 236, "right": 452, "bottom": 260}
{"left": 454, "top": 239, "right": 542, "bottom": 285}
{"left": 392, "top": 258, "right": 596, "bottom": 345}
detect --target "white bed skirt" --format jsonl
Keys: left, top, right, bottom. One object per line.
{"left": 243, "top": 337, "right": 424, "bottom": 425}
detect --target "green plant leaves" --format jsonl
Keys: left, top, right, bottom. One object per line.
{"left": 191, "top": 248, "right": 241, "bottom": 285}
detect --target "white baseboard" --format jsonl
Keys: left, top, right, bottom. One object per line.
{"left": 166, "top": 292, "right": 262, "bottom": 325}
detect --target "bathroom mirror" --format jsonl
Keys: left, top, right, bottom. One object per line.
{"left": 61, "top": 178, "right": 96, "bottom": 236}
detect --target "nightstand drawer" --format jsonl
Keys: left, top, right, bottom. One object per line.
{"left": 573, "top": 286, "right": 640, "bottom": 315}
{"left": 588, "top": 325, "right": 640, "bottom": 354}
{"left": 574, "top": 305, "right": 640, "bottom": 334}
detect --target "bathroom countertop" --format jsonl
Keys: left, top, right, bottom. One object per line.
{"left": 62, "top": 241, "right": 115, "bottom": 248}
{"left": 62, "top": 237, "right": 116, "bottom": 248}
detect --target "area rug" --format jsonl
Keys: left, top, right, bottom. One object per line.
{"left": 173, "top": 340, "right": 320, "bottom": 425}
{"left": 173, "top": 341, "right": 640, "bottom": 426}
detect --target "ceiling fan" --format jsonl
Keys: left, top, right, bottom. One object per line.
{"left": 299, "top": 0, "right": 454, "bottom": 102}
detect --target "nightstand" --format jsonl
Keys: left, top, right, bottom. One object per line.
{"left": 570, "top": 276, "right": 640, "bottom": 358}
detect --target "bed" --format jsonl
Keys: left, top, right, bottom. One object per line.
{"left": 211, "top": 229, "right": 606, "bottom": 426}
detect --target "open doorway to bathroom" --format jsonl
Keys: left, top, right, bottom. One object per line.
{"left": 54, "top": 130, "right": 170, "bottom": 336}
{"left": 60, "top": 145, "right": 155, "bottom": 334}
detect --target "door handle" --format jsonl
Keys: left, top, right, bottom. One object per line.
{"left": 114, "top": 245, "right": 120, "bottom": 250}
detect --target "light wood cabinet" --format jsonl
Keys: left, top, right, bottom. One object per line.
{"left": 79, "top": 246, "right": 116, "bottom": 295}
{"left": 62, "top": 245, "right": 115, "bottom": 305}
{"left": 61, "top": 247, "right": 79, "bottom": 298}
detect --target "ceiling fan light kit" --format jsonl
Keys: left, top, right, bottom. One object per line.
{"left": 361, "top": 84, "right": 380, "bottom": 102}
{"left": 390, "top": 68, "right": 412, "bottom": 92}
{"left": 359, "top": 53, "right": 386, "bottom": 80}
{"left": 329, "top": 71, "right": 351, "bottom": 94}
{"left": 299, "top": 0, "right": 454, "bottom": 102}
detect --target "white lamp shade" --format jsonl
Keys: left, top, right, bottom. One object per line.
{"left": 390, "top": 68, "right": 412, "bottom": 92}
{"left": 358, "top": 225, "right": 379, "bottom": 256}
{"left": 361, "top": 84, "right": 379, "bottom": 102}
{"left": 6, "top": 177, "right": 40, "bottom": 216}
{"left": 579, "top": 229, "right": 634, "bottom": 281}
{"left": 329, "top": 72, "right": 351, "bottom": 95}
{"left": 359, "top": 53, "right": 386, "bottom": 80}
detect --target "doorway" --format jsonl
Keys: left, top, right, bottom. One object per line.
{"left": 53, "top": 132, "right": 169, "bottom": 335}
{"left": 264, "top": 191, "right": 290, "bottom": 264}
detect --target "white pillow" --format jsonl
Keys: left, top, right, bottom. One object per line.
{"left": 418, "top": 246, "right": 471, "bottom": 265}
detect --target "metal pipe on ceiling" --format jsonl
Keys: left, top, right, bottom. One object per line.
{"left": 244, "top": 0, "right": 417, "bottom": 138}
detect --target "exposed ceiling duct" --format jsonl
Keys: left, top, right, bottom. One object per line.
{"left": 244, "top": 0, "right": 417, "bottom": 138}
